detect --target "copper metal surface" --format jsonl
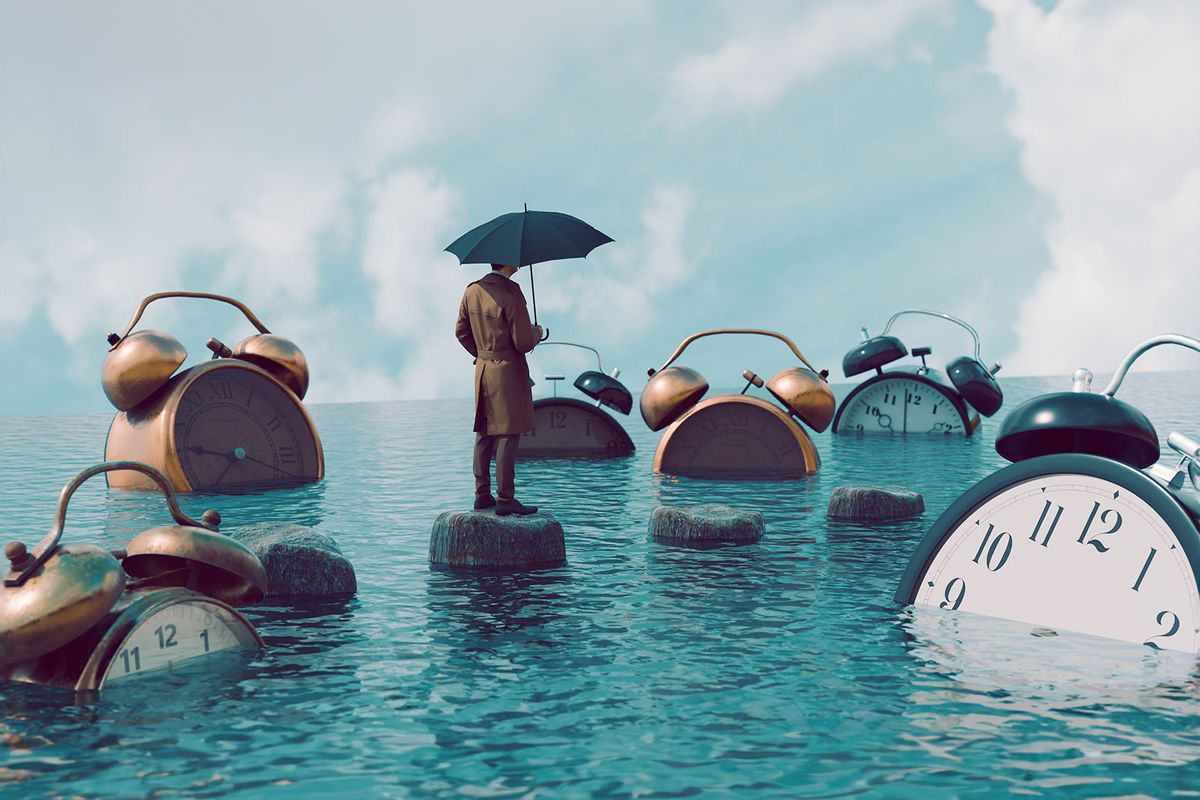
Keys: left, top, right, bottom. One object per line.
{"left": 765, "top": 367, "right": 836, "bottom": 433}
{"left": 233, "top": 333, "right": 311, "bottom": 399}
{"left": 0, "top": 544, "right": 126, "bottom": 665}
{"left": 105, "top": 360, "right": 325, "bottom": 492}
{"left": 101, "top": 330, "right": 187, "bottom": 411}
{"left": 640, "top": 366, "right": 709, "bottom": 431}
{"left": 652, "top": 396, "right": 820, "bottom": 478}
{"left": 122, "top": 525, "right": 267, "bottom": 607}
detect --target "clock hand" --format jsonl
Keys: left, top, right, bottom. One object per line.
{"left": 235, "top": 451, "right": 297, "bottom": 478}
{"left": 186, "top": 445, "right": 234, "bottom": 460}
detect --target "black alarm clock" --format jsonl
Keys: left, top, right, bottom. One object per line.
{"left": 832, "top": 309, "right": 1003, "bottom": 436}
{"left": 520, "top": 341, "right": 635, "bottom": 457}
{"left": 896, "top": 334, "right": 1200, "bottom": 653}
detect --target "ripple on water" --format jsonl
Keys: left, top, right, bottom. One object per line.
{"left": 1, "top": 374, "right": 1200, "bottom": 796}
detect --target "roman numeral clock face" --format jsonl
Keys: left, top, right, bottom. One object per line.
{"left": 914, "top": 472, "right": 1200, "bottom": 653}
{"left": 172, "top": 366, "right": 321, "bottom": 490}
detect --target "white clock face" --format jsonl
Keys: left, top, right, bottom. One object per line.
{"left": 915, "top": 473, "right": 1200, "bottom": 653}
{"left": 104, "top": 601, "right": 245, "bottom": 683}
{"left": 838, "top": 377, "right": 967, "bottom": 434}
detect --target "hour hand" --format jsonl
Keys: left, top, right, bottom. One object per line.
{"left": 186, "top": 445, "right": 234, "bottom": 460}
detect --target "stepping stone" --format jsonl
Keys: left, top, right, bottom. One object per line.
{"left": 231, "top": 522, "right": 357, "bottom": 599}
{"left": 430, "top": 510, "right": 566, "bottom": 568}
{"left": 648, "top": 504, "right": 764, "bottom": 543}
{"left": 827, "top": 486, "right": 924, "bottom": 520}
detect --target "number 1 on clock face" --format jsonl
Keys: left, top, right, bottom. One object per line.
{"left": 917, "top": 474, "right": 1200, "bottom": 653}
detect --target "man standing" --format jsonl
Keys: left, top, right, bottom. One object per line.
{"left": 455, "top": 264, "right": 544, "bottom": 516}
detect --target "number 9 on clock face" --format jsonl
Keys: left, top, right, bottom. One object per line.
{"left": 896, "top": 454, "right": 1200, "bottom": 653}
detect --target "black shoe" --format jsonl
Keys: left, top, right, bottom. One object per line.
{"left": 496, "top": 498, "right": 538, "bottom": 516}
{"left": 473, "top": 494, "right": 496, "bottom": 510}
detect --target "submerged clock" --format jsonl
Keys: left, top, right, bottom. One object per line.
{"left": 641, "top": 329, "right": 835, "bottom": 479}
{"left": 896, "top": 334, "right": 1200, "bottom": 654}
{"left": 1, "top": 461, "right": 264, "bottom": 691}
{"left": 832, "top": 309, "right": 1003, "bottom": 436}
{"left": 520, "top": 341, "right": 635, "bottom": 457}
{"left": 102, "top": 291, "right": 324, "bottom": 493}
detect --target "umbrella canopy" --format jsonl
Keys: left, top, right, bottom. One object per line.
{"left": 445, "top": 207, "right": 613, "bottom": 267}
{"left": 445, "top": 206, "right": 613, "bottom": 332}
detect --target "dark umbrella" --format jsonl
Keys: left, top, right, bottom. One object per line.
{"left": 445, "top": 205, "right": 613, "bottom": 336}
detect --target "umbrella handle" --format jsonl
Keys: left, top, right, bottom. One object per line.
{"left": 540, "top": 327, "right": 551, "bottom": 342}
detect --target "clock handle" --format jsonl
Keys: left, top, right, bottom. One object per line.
{"left": 5, "top": 461, "right": 218, "bottom": 588}
{"left": 534, "top": 341, "right": 604, "bottom": 371}
{"left": 880, "top": 309, "right": 983, "bottom": 361}
{"left": 1103, "top": 334, "right": 1200, "bottom": 396}
{"left": 654, "top": 329, "right": 824, "bottom": 375}
{"left": 108, "top": 292, "right": 272, "bottom": 350}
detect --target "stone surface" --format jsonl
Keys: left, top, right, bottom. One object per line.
{"left": 827, "top": 486, "right": 925, "bottom": 520}
{"left": 648, "top": 504, "right": 764, "bottom": 543}
{"left": 430, "top": 510, "right": 566, "bottom": 568}
{"left": 230, "top": 522, "right": 357, "bottom": 598}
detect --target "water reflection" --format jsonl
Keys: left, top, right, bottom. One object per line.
{"left": 899, "top": 607, "right": 1200, "bottom": 780}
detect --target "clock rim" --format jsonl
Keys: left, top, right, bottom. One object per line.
{"left": 652, "top": 394, "right": 820, "bottom": 478}
{"left": 520, "top": 397, "right": 636, "bottom": 457}
{"left": 78, "top": 587, "right": 263, "bottom": 692}
{"left": 167, "top": 360, "right": 325, "bottom": 490}
{"left": 894, "top": 452, "right": 1200, "bottom": 605}
{"left": 832, "top": 370, "right": 976, "bottom": 435}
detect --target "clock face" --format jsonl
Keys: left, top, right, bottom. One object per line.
{"left": 520, "top": 399, "right": 634, "bottom": 456}
{"left": 103, "top": 600, "right": 248, "bottom": 684}
{"left": 910, "top": 467, "right": 1200, "bottom": 653}
{"left": 173, "top": 364, "right": 321, "bottom": 490}
{"left": 835, "top": 375, "right": 971, "bottom": 435}
{"left": 654, "top": 396, "right": 818, "bottom": 478}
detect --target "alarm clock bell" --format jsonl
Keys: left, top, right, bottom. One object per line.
{"left": 232, "top": 333, "right": 310, "bottom": 399}
{"left": 101, "top": 329, "right": 188, "bottom": 411}
{"left": 995, "top": 368, "right": 1159, "bottom": 467}
{"left": 123, "top": 520, "right": 267, "bottom": 607}
{"left": 574, "top": 370, "right": 633, "bottom": 415}
{"left": 842, "top": 333, "right": 907, "bottom": 377}
{"left": 765, "top": 367, "right": 836, "bottom": 433}
{"left": 641, "top": 366, "right": 709, "bottom": 431}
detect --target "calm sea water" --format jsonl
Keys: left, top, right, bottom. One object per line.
{"left": 3, "top": 372, "right": 1200, "bottom": 798}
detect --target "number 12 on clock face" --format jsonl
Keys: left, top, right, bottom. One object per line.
{"left": 904, "top": 465, "right": 1200, "bottom": 654}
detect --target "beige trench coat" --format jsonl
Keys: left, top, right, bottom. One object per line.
{"left": 455, "top": 271, "right": 539, "bottom": 435}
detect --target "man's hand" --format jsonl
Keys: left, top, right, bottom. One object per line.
{"left": 531, "top": 324, "right": 545, "bottom": 342}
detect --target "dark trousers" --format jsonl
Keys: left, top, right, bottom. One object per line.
{"left": 474, "top": 433, "right": 520, "bottom": 501}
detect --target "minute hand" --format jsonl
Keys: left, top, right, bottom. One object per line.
{"left": 239, "top": 452, "right": 297, "bottom": 477}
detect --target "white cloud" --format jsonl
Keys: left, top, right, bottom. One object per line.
{"left": 539, "top": 185, "right": 695, "bottom": 341}
{"left": 981, "top": 0, "right": 1200, "bottom": 377}
{"left": 667, "top": 0, "right": 943, "bottom": 119}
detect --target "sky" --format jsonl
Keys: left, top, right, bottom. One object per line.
{"left": 1, "top": 0, "right": 1198, "bottom": 415}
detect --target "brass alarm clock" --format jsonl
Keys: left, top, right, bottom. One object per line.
{"left": 832, "top": 309, "right": 1003, "bottom": 436}
{"left": 102, "top": 291, "right": 324, "bottom": 493}
{"left": 1, "top": 461, "right": 265, "bottom": 691}
{"left": 521, "top": 341, "right": 635, "bottom": 457}
{"left": 896, "top": 334, "right": 1200, "bottom": 654}
{"left": 641, "top": 329, "right": 835, "bottom": 479}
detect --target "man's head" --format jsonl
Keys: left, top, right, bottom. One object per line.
{"left": 491, "top": 263, "right": 520, "bottom": 278}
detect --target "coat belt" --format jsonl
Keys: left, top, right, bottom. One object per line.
{"left": 476, "top": 348, "right": 519, "bottom": 362}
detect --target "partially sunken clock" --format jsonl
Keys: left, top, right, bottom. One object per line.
{"left": 896, "top": 335, "right": 1200, "bottom": 654}
{"left": 101, "top": 291, "right": 324, "bottom": 492}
